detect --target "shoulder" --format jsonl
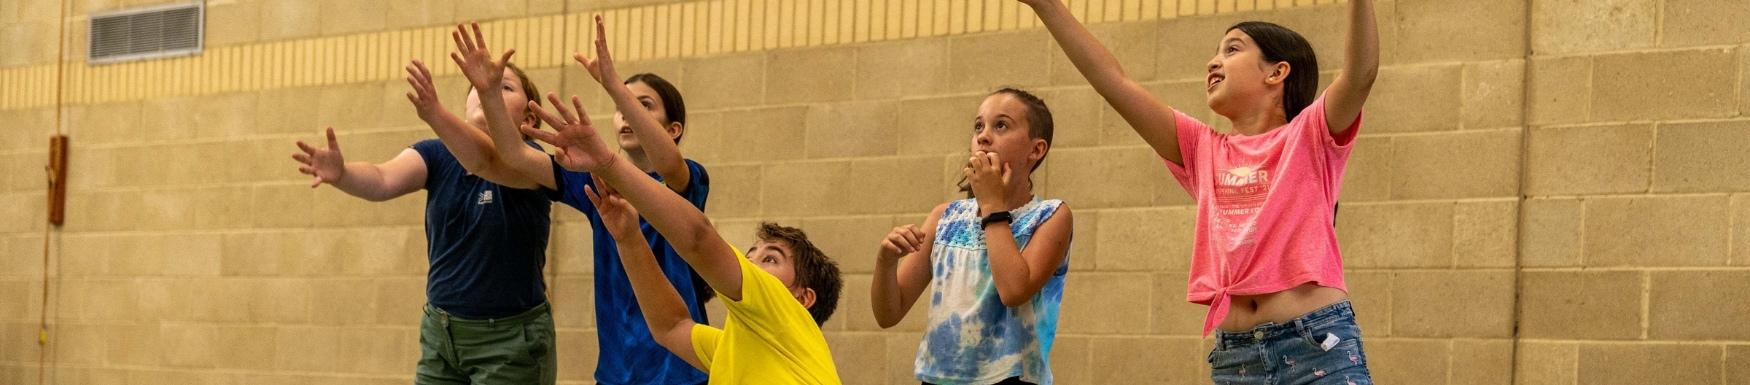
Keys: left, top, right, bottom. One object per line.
{"left": 1289, "top": 91, "right": 1334, "bottom": 129}
{"left": 682, "top": 158, "right": 710, "bottom": 186}
{"left": 1039, "top": 199, "right": 1070, "bottom": 219}
{"left": 933, "top": 201, "right": 957, "bottom": 216}
{"left": 1017, "top": 199, "right": 1071, "bottom": 230}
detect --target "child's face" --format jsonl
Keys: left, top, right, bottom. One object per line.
{"left": 612, "top": 81, "right": 677, "bottom": 152}
{"left": 464, "top": 67, "right": 534, "bottom": 131}
{"left": 1205, "top": 29, "right": 1279, "bottom": 117}
{"left": 971, "top": 93, "right": 1045, "bottom": 176}
{"left": 746, "top": 240, "right": 816, "bottom": 310}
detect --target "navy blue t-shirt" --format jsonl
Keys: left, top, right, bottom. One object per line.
{"left": 548, "top": 159, "right": 711, "bottom": 385}
{"left": 411, "top": 139, "right": 552, "bottom": 319}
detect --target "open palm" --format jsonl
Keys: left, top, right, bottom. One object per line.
{"left": 403, "top": 60, "right": 446, "bottom": 122}
{"left": 521, "top": 93, "right": 618, "bottom": 173}
{"left": 292, "top": 127, "right": 346, "bottom": 188}
{"left": 575, "top": 15, "right": 621, "bottom": 87}
{"left": 450, "top": 22, "right": 516, "bottom": 90}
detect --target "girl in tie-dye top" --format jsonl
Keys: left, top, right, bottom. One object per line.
{"left": 870, "top": 88, "right": 1075, "bottom": 385}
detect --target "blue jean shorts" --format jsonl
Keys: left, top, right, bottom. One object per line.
{"left": 1209, "top": 300, "right": 1373, "bottom": 385}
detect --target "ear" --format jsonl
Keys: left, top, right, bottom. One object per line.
{"left": 796, "top": 287, "right": 817, "bottom": 310}
{"left": 1265, "top": 61, "right": 1292, "bottom": 86}
{"left": 1028, "top": 137, "right": 1049, "bottom": 165}
{"left": 667, "top": 121, "right": 685, "bottom": 142}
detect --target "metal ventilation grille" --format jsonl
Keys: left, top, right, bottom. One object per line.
{"left": 88, "top": 3, "right": 204, "bottom": 64}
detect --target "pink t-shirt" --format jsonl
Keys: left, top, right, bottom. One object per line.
{"left": 1163, "top": 93, "right": 1361, "bottom": 336}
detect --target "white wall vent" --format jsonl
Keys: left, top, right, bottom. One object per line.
{"left": 88, "top": 2, "right": 204, "bottom": 64}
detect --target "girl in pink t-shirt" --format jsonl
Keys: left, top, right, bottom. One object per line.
{"left": 1026, "top": 0, "right": 1379, "bottom": 384}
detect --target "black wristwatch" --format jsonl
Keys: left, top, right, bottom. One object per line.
{"left": 981, "top": 211, "right": 1013, "bottom": 227}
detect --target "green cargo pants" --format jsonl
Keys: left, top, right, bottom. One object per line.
{"left": 416, "top": 303, "right": 556, "bottom": 385}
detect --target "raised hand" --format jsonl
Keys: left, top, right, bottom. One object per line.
{"left": 450, "top": 22, "right": 516, "bottom": 90}
{"left": 292, "top": 127, "right": 346, "bottom": 188}
{"left": 520, "top": 93, "right": 618, "bottom": 173}
{"left": 583, "top": 174, "right": 642, "bottom": 240}
{"left": 879, "top": 225, "right": 928, "bottom": 263}
{"left": 965, "top": 151, "right": 1017, "bottom": 216}
{"left": 573, "top": 15, "right": 619, "bottom": 86}
{"left": 404, "top": 60, "right": 446, "bottom": 122}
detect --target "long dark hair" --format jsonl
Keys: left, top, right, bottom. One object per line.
{"left": 624, "top": 73, "right": 687, "bottom": 143}
{"left": 1229, "top": 21, "right": 1319, "bottom": 121}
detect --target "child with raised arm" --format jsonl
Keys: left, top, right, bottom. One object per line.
{"left": 517, "top": 18, "right": 844, "bottom": 384}
{"left": 869, "top": 88, "right": 1075, "bottom": 385}
{"left": 294, "top": 24, "right": 556, "bottom": 385}
{"left": 407, "top": 22, "right": 714, "bottom": 385}
{"left": 1026, "top": 0, "right": 1380, "bottom": 383}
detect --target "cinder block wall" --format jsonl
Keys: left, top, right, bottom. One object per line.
{"left": 1516, "top": 1, "right": 1750, "bottom": 384}
{"left": 0, "top": 0, "right": 1744, "bottom": 384}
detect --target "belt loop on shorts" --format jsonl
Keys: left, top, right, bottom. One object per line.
{"left": 1293, "top": 317, "right": 1311, "bottom": 342}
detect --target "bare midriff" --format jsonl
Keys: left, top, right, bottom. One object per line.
{"left": 1218, "top": 283, "right": 1349, "bottom": 332}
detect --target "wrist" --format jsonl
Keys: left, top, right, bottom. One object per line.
{"left": 610, "top": 230, "right": 642, "bottom": 243}
{"left": 977, "top": 202, "right": 1009, "bottom": 217}
{"left": 876, "top": 254, "right": 901, "bottom": 268}
{"left": 980, "top": 211, "right": 1014, "bottom": 228}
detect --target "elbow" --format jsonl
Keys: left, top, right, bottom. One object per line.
{"left": 874, "top": 312, "right": 901, "bottom": 329}
{"left": 650, "top": 321, "right": 692, "bottom": 356}
{"left": 361, "top": 189, "right": 403, "bottom": 202}
{"left": 456, "top": 156, "right": 499, "bottom": 176}
{"left": 997, "top": 286, "right": 1031, "bottom": 308}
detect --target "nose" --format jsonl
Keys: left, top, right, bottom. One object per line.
{"left": 1207, "top": 55, "right": 1221, "bottom": 72}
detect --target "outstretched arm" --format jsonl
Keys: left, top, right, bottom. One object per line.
{"left": 405, "top": 59, "right": 541, "bottom": 189}
{"left": 1323, "top": 0, "right": 1378, "bottom": 135}
{"left": 1024, "top": 0, "right": 1184, "bottom": 165}
{"left": 448, "top": 22, "right": 558, "bottom": 189}
{"left": 584, "top": 176, "right": 706, "bottom": 370}
{"left": 521, "top": 94, "right": 747, "bottom": 301}
{"left": 578, "top": 16, "right": 693, "bottom": 194}
{"left": 292, "top": 127, "right": 427, "bottom": 201}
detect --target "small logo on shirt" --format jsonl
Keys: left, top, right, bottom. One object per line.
{"left": 477, "top": 190, "right": 494, "bottom": 205}
{"left": 1218, "top": 166, "right": 1269, "bottom": 187}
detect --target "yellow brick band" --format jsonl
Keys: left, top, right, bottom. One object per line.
{"left": 0, "top": 0, "right": 1335, "bottom": 110}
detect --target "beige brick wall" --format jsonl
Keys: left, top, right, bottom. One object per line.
{"left": 1517, "top": 1, "right": 1750, "bottom": 384}
{"left": 1, "top": 0, "right": 1747, "bottom": 384}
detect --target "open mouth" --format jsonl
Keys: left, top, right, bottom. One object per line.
{"left": 1206, "top": 74, "right": 1225, "bottom": 91}
{"left": 618, "top": 127, "right": 633, "bottom": 135}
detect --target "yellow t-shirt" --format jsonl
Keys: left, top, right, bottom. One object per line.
{"left": 690, "top": 249, "right": 841, "bottom": 385}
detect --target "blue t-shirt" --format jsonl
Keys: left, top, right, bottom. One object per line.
{"left": 548, "top": 159, "right": 712, "bottom": 385}
{"left": 411, "top": 139, "right": 552, "bottom": 319}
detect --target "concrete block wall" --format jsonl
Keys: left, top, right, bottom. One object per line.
{"left": 1516, "top": 1, "right": 1750, "bottom": 384}
{"left": 0, "top": 0, "right": 1745, "bottom": 384}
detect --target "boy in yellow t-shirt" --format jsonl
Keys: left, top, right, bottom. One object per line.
{"left": 521, "top": 19, "right": 843, "bottom": 383}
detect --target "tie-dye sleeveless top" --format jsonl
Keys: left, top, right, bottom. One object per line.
{"left": 916, "top": 197, "right": 1068, "bottom": 385}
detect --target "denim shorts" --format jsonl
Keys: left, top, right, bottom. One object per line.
{"left": 1209, "top": 300, "right": 1373, "bottom": 385}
